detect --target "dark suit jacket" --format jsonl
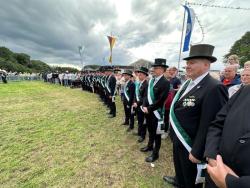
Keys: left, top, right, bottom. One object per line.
{"left": 144, "top": 75, "right": 170, "bottom": 115}
{"left": 107, "top": 75, "right": 116, "bottom": 96}
{"left": 135, "top": 80, "right": 148, "bottom": 106}
{"left": 173, "top": 74, "right": 228, "bottom": 160}
{"left": 205, "top": 85, "right": 250, "bottom": 188}
{"left": 124, "top": 80, "right": 135, "bottom": 107}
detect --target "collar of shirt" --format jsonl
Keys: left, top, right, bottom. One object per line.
{"left": 179, "top": 72, "right": 208, "bottom": 100}
{"left": 125, "top": 80, "right": 130, "bottom": 86}
{"left": 191, "top": 71, "right": 209, "bottom": 87}
{"left": 154, "top": 74, "right": 164, "bottom": 84}
{"left": 140, "top": 79, "right": 146, "bottom": 84}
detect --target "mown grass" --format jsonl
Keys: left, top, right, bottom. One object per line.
{"left": 0, "top": 81, "right": 174, "bottom": 188}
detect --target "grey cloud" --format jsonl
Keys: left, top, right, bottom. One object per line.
{"left": 0, "top": 0, "right": 249, "bottom": 68}
{"left": 0, "top": 0, "right": 117, "bottom": 66}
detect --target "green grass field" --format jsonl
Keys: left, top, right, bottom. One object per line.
{"left": 0, "top": 81, "right": 174, "bottom": 188}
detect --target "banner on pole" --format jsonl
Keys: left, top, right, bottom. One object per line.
{"left": 183, "top": 5, "right": 195, "bottom": 52}
{"left": 107, "top": 36, "right": 116, "bottom": 64}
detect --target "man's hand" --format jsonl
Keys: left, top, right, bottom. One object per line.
{"left": 109, "top": 96, "right": 112, "bottom": 99}
{"left": 189, "top": 153, "right": 201, "bottom": 164}
{"left": 224, "top": 163, "right": 239, "bottom": 177}
{"left": 207, "top": 158, "right": 217, "bottom": 167}
{"left": 142, "top": 107, "right": 148, "bottom": 114}
{"left": 207, "top": 155, "right": 238, "bottom": 188}
{"left": 132, "top": 103, "right": 138, "bottom": 108}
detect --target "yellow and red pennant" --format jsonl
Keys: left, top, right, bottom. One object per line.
{"left": 107, "top": 36, "right": 116, "bottom": 64}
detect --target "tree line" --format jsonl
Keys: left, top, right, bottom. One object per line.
{"left": 0, "top": 47, "right": 78, "bottom": 73}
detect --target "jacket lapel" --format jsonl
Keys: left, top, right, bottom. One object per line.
{"left": 175, "top": 74, "right": 210, "bottom": 107}
{"left": 154, "top": 75, "right": 164, "bottom": 89}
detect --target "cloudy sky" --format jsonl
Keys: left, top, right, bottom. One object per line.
{"left": 0, "top": 0, "right": 249, "bottom": 70}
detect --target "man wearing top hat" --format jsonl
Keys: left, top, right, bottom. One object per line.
{"left": 140, "top": 58, "right": 170, "bottom": 162}
{"left": 132, "top": 67, "right": 149, "bottom": 143}
{"left": 106, "top": 66, "right": 117, "bottom": 118}
{"left": 122, "top": 70, "right": 135, "bottom": 131}
{"left": 164, "top": 44, "right": 228, "bottom": 188}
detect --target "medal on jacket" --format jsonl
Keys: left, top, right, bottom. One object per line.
{"left": 182, "top": 98, "right": 196, "bottom": 107}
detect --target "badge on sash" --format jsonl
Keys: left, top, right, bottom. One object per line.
{"left": 156, "top": 120, "right": 165, "bottom": 135}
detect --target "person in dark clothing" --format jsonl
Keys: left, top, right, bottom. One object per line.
{"left": 132, "top": 67, "right": 149, "bottom": 143}
{"left": 140, "top": 58, "right": 170, "bottom": 163}
{"left": 106, "top": 67, "right": 117, "bottom": 118}
{"left": 0, "top": 69, "right": 7, "bottom": 84}
{"left": 205, "top": 85, "right": 250, "bottom": 188}
{"left": 164, "top": 44, "right": 228, "bottom": 188}
{"left": 121, "top": 70, "right": 135, "bottom": 132}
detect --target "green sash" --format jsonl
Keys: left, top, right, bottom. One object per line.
{"left": 135, "top": 80, "right": 140, "bottom": 102}
{"left": 147, "top": 78, "right": 165, "bottom": 134}
{"left": 124, "top": 82, "right": 130, "bottom": 102}
{"left": 169, "top": 79, "right": 206, "bottom": 184}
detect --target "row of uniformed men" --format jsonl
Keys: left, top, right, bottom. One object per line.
{"left": 81, "top": 44, "right": 250, "bottom": 188}
{"left": 80, "top": 59, "right": 170, "bottom": 163}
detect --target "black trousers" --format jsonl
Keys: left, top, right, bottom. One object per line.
{"left": 109, "top": 98, "right": 116, "bottom": 116}
{"left": 123, "top": 102, "right": 134, "bottom": 129}
{"left": 146, "top": 113, "right": 161, "bottom": 156}
{"left": 173, "top": 139, "right": 203, "bottom": 188}
{"left": 137, "top": 107, "right": 146, "bottom": 138}
{"left": 1, "top": 76, "right": 7, "bottom": 83}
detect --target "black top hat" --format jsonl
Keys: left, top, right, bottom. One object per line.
{"left": 183, "top": 44, "right": 217, "bottom": 63}
{"left": 152, "top": 58, "right": 169, "bottom": 68}
{"left": 105, "top": 66, "right": 113, "bottom": 71}
{"left": 114, "top": 68, "right": 121, "bottom": 73}
{"left": 122, "top": 70, "right": 133, "bottom": 77}
{"left": 136, "top": 66, "right": 149, "bottom": 76}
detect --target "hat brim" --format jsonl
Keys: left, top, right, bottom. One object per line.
{"left": 183, "top": 55, "right": 217, "bottom": 63}
{"left": 105, "top": 69, "right": 113, "bottom": 71}
{"left": 136, "top": 70, "right": 148, "bottom": 76}
{"left": 152, "top": 64, "right": 169, "bottom": 68}
{"left": 122, "top": 73, "right": 133, "bottom": 77}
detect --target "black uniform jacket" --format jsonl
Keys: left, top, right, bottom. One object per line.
{"left": 205, "top": 85, "right": 250, "bottom": 188}
{"left": 173, "top": 74, "right": 228, "bottom": 160}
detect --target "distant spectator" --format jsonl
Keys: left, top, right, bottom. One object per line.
{"left": 169, "top": 66, "right": 181, "bottom": 91}
{"left": 0, "top": 69, "right": 7, "bottom": 83}
{"left": 227, "top": 54, "right": 240, "bottom": 67}
{"left": 228, "top": 68, "right": 250, "bottom": 98}
{"left": 221, "top": 65, "right": 241, "bottom": 89}
{"left": 164, "top": 68, "right": 171, "bottom": 80}
{"left": 244, "top": 61, "right": 250, "bottom": 69}
{"left": 64, "top": 71, "right": 69, "bottom": 86}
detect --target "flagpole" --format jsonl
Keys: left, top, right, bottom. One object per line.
{"left": 110, "top": 31, "right": 113, "bottom": 66}
{"left": 177, "top": 1, "right": 187, "bottom": 72}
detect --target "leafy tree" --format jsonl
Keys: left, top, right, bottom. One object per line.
{"left": 0, "top": 46, "right": 79, "bottom": 73}
{"left": 15, "top": 53, "right": 31, "bottom": 66}
{"left": 224, "top": 31, "right": 250, "bottom": 67}
{"left": 51, "top": 66, "right": 79, "bottom": 73}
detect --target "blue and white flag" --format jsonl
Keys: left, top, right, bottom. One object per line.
{"left": 183, "top": 5, "right": 195, "bottom": 52}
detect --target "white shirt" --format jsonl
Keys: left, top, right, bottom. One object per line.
{"left": 124, "top": 80, "right": 130, "bottom": 92}
{"left": 139, "top": 79, "right": 146, "bottom": 88}
{"left": 153, "top": 74, "right": 164, "bottom": 86}
{"left": 180, "top": 72, "right": 209, "bottom": 99}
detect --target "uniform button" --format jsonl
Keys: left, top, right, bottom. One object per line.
{"left": 239, "top": 139, "right": 246, "bottom": 144}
